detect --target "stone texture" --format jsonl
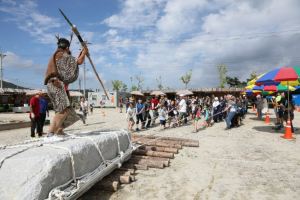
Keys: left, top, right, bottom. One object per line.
{"left": 0, "top": 129, "right": 131, "bottom": 200}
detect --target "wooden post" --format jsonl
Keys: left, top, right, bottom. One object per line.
{"left": 133, "top": 150, "right": 174, "bottom": 159}
{"left": 131, "top": 156, "right": 169, "bottom": 167}
{"left": 139, "top": 146, "right": 178, "bottom": 154}
{"left": 104, "top": 175, "right": 131, "bottom": 184}
{"left": 122, "top": 163, "right": 148, "bottom": 170}
{"left": 92, "top": 180, "right": 119, "bottom": 191}
{"left": 117, "top": 168, "right": 135, "bottom": 174}
{"left": 126, "top": 159, "right": 164, "bottom": 169}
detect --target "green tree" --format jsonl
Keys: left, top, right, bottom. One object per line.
{"left": 166, "top": 86, "right": 172, "bottom": 90}
{"left": 226, "top": 76, "right": 247, "bottom": 88}
{"left": 217, "top": 64, "right": 228, "bottom": 88}
{"left": 250, "top": 70, "right": 257, "bottom": 80}
{"left": 121, "top": 84, "right": 128, "bottom": 92}
{"left": 237, "top": 81, "right": 247, "bottom": 88}
{"left": 111, "top": 80, "right": 123, "bottom": 91}
{"left": 146, "top": 86, "right": 150, "bottom": 91}
{"left": 131, "top": 84, "right": 137, "bottom": 91}
{"left": 155, "top": 75, "right": 163, "bottom": 90}
{"left": 180, "top": 69, "right": 193, "bottom": 89}
{"left": 246, "top": 70, "right": 258, "bottom": 82}
{"left": 226, "top": 76, "right": 240, "bottom": 88}
{"left": 135, "top": 75, "right": 144, "bottom": 90}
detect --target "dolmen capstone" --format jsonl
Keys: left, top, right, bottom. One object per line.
{"left": 0, "top": 129, "right": 133, "bottom": 200}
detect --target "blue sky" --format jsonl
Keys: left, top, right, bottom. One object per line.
{"left": 1, "top": 0, "right": 300, "bottom": 91}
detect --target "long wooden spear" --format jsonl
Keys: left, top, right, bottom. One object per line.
{"left": 59, "top": 9, "right": 109, "bottom": 100}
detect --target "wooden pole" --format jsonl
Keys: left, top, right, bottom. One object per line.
{"left": 130, "top": 157, "right": 169, "bottom": 167}
{"left": 104, "top": 175, "right": 131, "bottom": 184}
{"left": 92, "top": 180, "right": 119, "bottom": 191}
{"left": 122, "top": 163, "right": 148, "bottom": 170}
{"left": 133, "top": 150, "right": 174, "bottom": 159}
{"left": 87, "top": 56, "right": 109, "bottom": 100}
{"left": 126, "top": 159, "right": 164, "bottom": 169}
{"left": 139, "top": 146, "right": 178, "bottom": 154}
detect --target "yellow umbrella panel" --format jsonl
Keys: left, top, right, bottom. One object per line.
{"left": 248, "top": 73, "right": 266, "bottom": 85}
{"left": 280, "top": 80, "right": 299, "bottom": 87}
{"left": 245, "top": 85, "right": 255, "bottom": 90}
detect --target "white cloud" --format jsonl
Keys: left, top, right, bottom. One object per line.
{"left": 1, "top": 51, "right": 44, "bottom": 71}
{"left": 103, "top": 29, "right": 118, "bottom": 37}
{"left": 2, "top": 0, "right": 300, "bottom": 90}
{"left": 110, "top": 0, "right": 300, "bottom": 88}
{"left": 156, "top": 0, "right": 207, "bottom": 38}
{"left": 0, "top": 0, "right": 62, "bottom": 44}
{"left": 103, "top": 0, "right": 166, "bottom": 30}
{"left": 2, "top": 0, "right": 16, "bottom": 5}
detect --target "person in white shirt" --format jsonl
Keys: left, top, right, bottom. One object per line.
{"left": 126, "top": 103, "right": 135, "bottom": 131}
{"left": 80, "top": 98, "right": 88, "bottom": 125}
{"left": 177, "top": 94, "right": 186, "bottom": 127}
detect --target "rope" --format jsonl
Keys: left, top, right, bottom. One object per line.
{"left": 0, "top": 129, "right": 134, "bottom": 200}
{"left": 0, "top": 143, "right": 43, "bottom": 169}
{"left": 44, "top": 144, "right": 77, "bottom": 185}
{"left": 112, "top": 132, "right": 125, "bottom": 167}
{"left": 130, "top": 109, "right": 227, "bottom": 143}
{"left": 74, "top": 136, "right": 106, "bottom": 163}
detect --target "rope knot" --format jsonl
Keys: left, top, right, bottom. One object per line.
{"left": 119, "top": 151, "right": 125, "bottom": 162}
{"left": 117, "top": 162, "right": 122, "bottom": 168}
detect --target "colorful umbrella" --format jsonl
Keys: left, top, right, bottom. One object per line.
{"left": 245, "top": 84, "right": 255, "bottom": 90}
{"left": 252, "top": 85, "right": 265, "bottom": 91}
{"left": 264, "top": 84, "right": 296, "bottom": 92}
{"left": 248, "top": 73, "right": 266, "bottom": 85}
{"left": 257, "top": 67, "right": 300, "bottom": 136}
{"left": 245, "top": 89, "right": 272, "bottom": 96}
{"left": 241, "top": 90, "right": 247, "bottom": 95}
{"left": 256, "top": 67, "right": 300, "bottom": 86}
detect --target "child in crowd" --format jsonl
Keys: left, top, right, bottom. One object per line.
{"left": 192, "top": 101, "right": 200, "bottom": 133}
{"left": 160, "top": 105, "right": 167, "bottom": 130}
{"left": 135, "top": 98, "right": 145, "bottom": 131}
{"left": 168, "top": 100, "right": 176, "bottom": 129}
{"left": 203, "top": 104, "right": 213, "bottom": 128}
{"left": 126, "top": 103, "right": 135, "bottom": 131}
{"left": 90, "top": 103, "right": 93, "bottom": 115}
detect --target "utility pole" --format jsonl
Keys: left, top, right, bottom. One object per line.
{"left": 0, "top": 47, "right": 7, "bottom": 89}
{"left": 78, "top": 39, "right": 91, "bottom": 98}
{"left": 79, "top": 79, "right": 81, "bottom": 93}
{"left": 17, "top": 78, "right": 18, "bottom": 89}
{"left": 83, "top": 61, "right": 86, "bottom": 98}
{"left": 130, "top": 77, "right": 132, "bottom": 91}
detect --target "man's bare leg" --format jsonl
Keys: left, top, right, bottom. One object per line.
{"left": 48, "top": 108, "right": 70, "bottom": 136}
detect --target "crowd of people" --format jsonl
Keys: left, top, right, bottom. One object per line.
{"left": 123, "top": 94, "right": 250, "bottom": 133}
{"left": 29, "top": 90, "right": 296, "bottom": 138}
{"left": 270, "top": 92, "right": 295, "bottom": 133}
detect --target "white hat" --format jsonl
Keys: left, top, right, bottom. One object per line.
{"left": 256, "top": 95, "right": 261, "bottom": 98}
{"left": 180, "top": 94, "right": 185, "bottom": 97}
{"left": 214, "top": 97, "right": 218, "bottom": 100}
{"left": 243, "top": 95, "right": 245, "bottom": 97}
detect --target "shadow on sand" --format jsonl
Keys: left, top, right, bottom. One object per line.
{"left": 252, "top": 125, "right": 299, "bottom": 134}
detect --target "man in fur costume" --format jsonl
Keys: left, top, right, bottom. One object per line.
{"left": 44, "top": 33, "right": 88, "bottom": 137}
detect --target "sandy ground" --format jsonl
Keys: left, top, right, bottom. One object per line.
{"left": 0, "top": 108, "right": 300, "bottom": 200}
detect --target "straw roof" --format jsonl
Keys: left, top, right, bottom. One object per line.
{"left": 130, "top": 91, "right": 144, "bottom": 96}
{"left": 3, "top": 88, "right": 31, "bottom": 94}
{"left": 141, "top": 88, "right": 245, "bottom": 94}
{"left": 70, "top": 91, "right": 84, "bottom": 97}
